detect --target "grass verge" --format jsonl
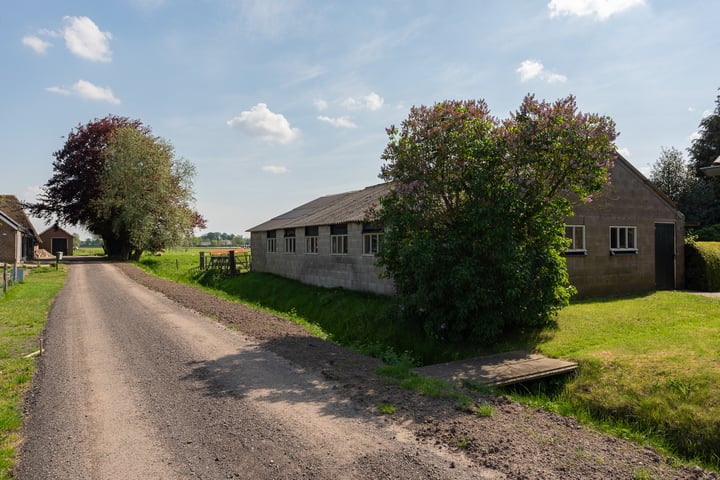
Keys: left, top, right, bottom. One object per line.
{"left": 0, "top": 266, "right": 66, "bottom": 478}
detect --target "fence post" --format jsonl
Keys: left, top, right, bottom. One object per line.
{"left": 199, "top": 251, "right": 205, "bottom": 270}
{"left": 228, "top": 250, "right": 237, "bottom": 276}
{"left": 3, "top": 264, "right": 7, "bottom": 294}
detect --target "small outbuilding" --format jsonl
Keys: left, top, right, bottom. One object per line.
{"left": 38, "top": 225, "right": 74, "bottom": 256}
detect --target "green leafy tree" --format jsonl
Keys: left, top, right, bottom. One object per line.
{"left": 649, "top": 147, "right": 696, "bottom": 203}
{"left": 682, "top": 89, "right": 720, "bottom": 226}
{"left": 94, "top": 127, "right": 201, "bottom": 260}
{"left": 376, "top": 95, "right": 617, "bottom": 343}
{"left": 31, "top": 115, "right": 205, "bottom": 259}
{"left": 689, "top": 90, "right": 720, "bottom": 172}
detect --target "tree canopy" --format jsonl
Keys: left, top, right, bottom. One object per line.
{"left": 32, "top": 115, "right": 205, "bottom": 259}
{"left": 376, "top": 95, "right": 617, "bottom": 343}
{"left": 649, "top": 147, "right": 695, "bottom": 204}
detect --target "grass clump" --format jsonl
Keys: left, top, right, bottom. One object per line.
{"left": 376, "top": 403, "right": 396, "bottom": 415}
{"left": 0, "top": 266, "right": 66, "bottom": 478}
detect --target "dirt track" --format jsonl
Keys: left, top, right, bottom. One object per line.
{"left": 16, "top": 261, "right": 714, "bottom": 479}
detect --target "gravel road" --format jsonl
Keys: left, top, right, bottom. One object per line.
{"left": 16, "top": 261, "right": 715, "bottom": 479}
{"left": 15, "top": 262, "right": 496, "bottom": 479}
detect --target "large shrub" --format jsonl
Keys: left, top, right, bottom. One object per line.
{"left": 377, "top": 95, "right": 617, "bottom": 344}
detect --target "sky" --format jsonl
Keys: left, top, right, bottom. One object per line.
{"left": 2, "top": 0, "right": 719, "bottom": 238}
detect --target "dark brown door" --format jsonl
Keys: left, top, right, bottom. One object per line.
{"left": 654, "top": 223, "right": 675, "bottom": 290}
{"left": 51, "top": 238, "right": 68, "bottom": 255}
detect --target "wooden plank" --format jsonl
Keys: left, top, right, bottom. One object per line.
{"left": 412, "top": 350, "right": 578, "bottom": 387}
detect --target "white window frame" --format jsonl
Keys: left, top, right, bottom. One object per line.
{"left": 305, "top": 236, "right": 319, "bottom": 254}
{"left": 331, "top": 234, "right": 348, "bottom": 255}
{"left": 363, "top": 232, "right": 383, "bottom": 256}
{"left": 266, "top": 237, "right": 277, "bottom": 253}
{"left": 284, "top": 236, "right": 296, "bottom": 254}
{"left": 565, "top": 225, "right": 586, "bottom": 254}
{"left": 610, "top": 226, "right": 638, "bottom": 254}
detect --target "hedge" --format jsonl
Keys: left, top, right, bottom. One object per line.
{"left": 685, "top": 241, "right": 720, "bottom": 291}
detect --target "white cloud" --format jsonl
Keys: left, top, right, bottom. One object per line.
{"left": 317, "top": 116, "right": 357, "bottom": 129}
{"left": 262, "top": 165, "right": 288, "bottom": 174}
{"left": 617, "top": 147, "right": 631, "bottom": 158}
{"left": 548, "top": 0, "right": 645, "bottom": 21}
{"left": 689, "top": 131, "right": 702, "bottom": 142}
{"left": 517, "top": 60, "right": 567, "bottom": 83}
{"left": 46, "top": 80, "right": 121, "bottom": 104}
{"left": 342, "top": 92, "right": 384, "bottom": 111}
{"left": 226, "top": 103, "right": 299, "bottom": 144}
{"left": 63, "top": 16, "right": 112, "bottom": 62}
{"left": 22, "top": 36, "right": 52, "bottom": 54}
{"left": 313, "top": 98, "right": 328, "bottom": 111}
{"left": 20, "top": 185, "right": 44, "bottom": 203}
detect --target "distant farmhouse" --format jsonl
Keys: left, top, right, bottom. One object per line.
{"left": 248, "top": 155, "right": 684, "bottom": 298}
{"left": 0, "top": 195, "right": 40, "bottom": 264}
{"left": 38, "top": 225, "right": 74, "bottom": 257}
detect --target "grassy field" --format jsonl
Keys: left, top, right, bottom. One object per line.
{"left": 136, "top": 249, "right": 720, "bottom": 470}
{"left": 0, "top": 266, "right": 66, "bottom": 478}
{"left": 530, "top": 291, "right": 720, "bottom": 469}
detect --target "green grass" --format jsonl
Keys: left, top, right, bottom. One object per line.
{"left": 0, "top": 266, "right": 66, "bottom": 478}
{"left": 137, "top": 250, "right": 720, "bottom": 470}
{"left": 523, "top": 291, "right": 720, "bottom": 470}
{"left": 73, "top": 247, "right": 105, "bottom": 256}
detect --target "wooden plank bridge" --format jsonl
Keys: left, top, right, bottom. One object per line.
{"left": 413, "top": 350, "right": 578, "bottom": 387}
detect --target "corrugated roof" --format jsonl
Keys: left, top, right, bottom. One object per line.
{"left": 0, "top": 195, "right": 39, "bottom": 238}
{"left": 248, "top": 183, "right": 391, "bottom": 232}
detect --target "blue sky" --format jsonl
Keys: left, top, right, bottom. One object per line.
{"left": 2, "top": 0, "right": 719, "bottom": 237}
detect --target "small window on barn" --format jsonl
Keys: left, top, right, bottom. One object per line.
{"left": 362, "top": 222, "right": 383, "bottom": 256}
{"left": 610, "top": 226, "right": 637, "bottom": 254}
{"left": 330, "top": 224, "right": 348, "bottom": 255}
{"left": 284, "top": 229, "right": 296, "bottom": 254}
{"left": 565, "top": 225, "right": 586, "bottom": 255}
{"left": 266, "top": 230, "right": 277, "bottom": 253}
{"left": 363, "top": 233, "right": 383, "bottom": 255}
{"left": 305, "top": 226, "right": 319, "bottom": 254}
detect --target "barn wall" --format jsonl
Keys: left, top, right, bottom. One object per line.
{"left": 39, "top": 228, "right": 74, "bottom": 256}
{"left": 566, "top": 159, "right": 684, "bottom": 297}
{"left": 250, "top": 223, "right": 394, "bottom": 295}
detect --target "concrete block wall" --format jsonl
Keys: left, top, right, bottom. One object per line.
{"left": 250, "top": 223, "right": 395, "bottom": 296}
{"left": 566, "top": 159, "right": 684, "bottom": 297}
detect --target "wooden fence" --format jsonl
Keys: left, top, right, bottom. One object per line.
{"left": 197, "top": 249, "right": 250, "bottom": 276}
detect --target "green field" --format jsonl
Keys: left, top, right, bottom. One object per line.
{"left": 0, "top": 266, "right": 66, "bottom": 478}
{"left": 531, "top": 291, "right": 720, "bottom": 468}
{"left": 137, "top": 249, "right": 720, "bottom": 469}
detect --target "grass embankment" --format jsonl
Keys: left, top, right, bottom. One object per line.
{"left": 0, "top": 266, "right": 66, "bottom": 478}
{"left": 137, "top": 249, "right": 720, "bottom": 470}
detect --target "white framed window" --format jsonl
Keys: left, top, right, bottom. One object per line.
{"left": 565, "top": 225, "right": 586, "bottom": 254}
{"left": 331, "top": 235, "right": 348, "bottom": 255}
{"left": 283, "top": 228, "right": 296, "bottom": 254}
{"left": 305, "top": 236, "right": 318, "bottom": 254}
{"left": 266, "top": 237, "right": 276, "bottom": 253}
{"left": 610, "top": 226, "right": 637, "bottom": 254}
{"left": 305, "top": 226, "right": 319, "bottom": 254}
{"left": 330, "top": 224, "right": 348, "bottom": 255}
{"left": 284, "top": 237, "right": 296, "bottom": 253}
{"left": 363, "top": 232, "right": 383, "bottom": 255}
